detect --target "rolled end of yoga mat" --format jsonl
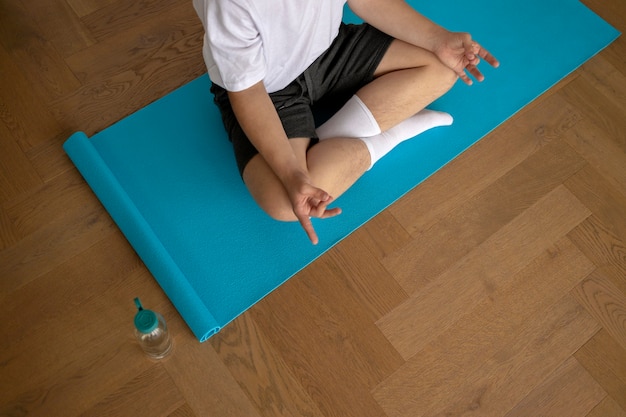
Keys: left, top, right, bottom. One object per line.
{"left": 63, "top": 132, "right": 220, "bottom": 342}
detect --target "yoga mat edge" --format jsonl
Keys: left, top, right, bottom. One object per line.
{"left": 63, "top": 132, "right": 220, "bottom": 341}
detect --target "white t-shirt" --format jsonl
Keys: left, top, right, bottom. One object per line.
{"left": 193, "top": 0, "right": 347, "bottom": 93}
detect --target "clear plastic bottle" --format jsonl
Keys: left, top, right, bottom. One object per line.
{"left": 133, "top": 298, "right": 172, "bottom": 359}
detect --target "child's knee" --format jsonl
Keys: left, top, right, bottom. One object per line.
{"left": 433, "top": 61, "right": 458, "bottom": 92}
{"left": 262, "top": 201, "right": 297, "bottom": 222}
{"left": 245, "top": 179, "right": 297, "bottom": 222}
{"left": 249, "top": 187, "right": 297, "bottom": 222}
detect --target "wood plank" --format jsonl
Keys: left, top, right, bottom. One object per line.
{"left": 24, "top": 129, "right": 77, "bottom": 183}
{"left": 348, "top": 210, "right": 412, "bottom": 260}
{"left": 587, "top": 396, "right": 626, "bottom": 417}
{"left": 569, "top": 216, "right": 626, "bottom": 295}
{"left": 565, "top": 165, "right": 626, "bottom": 244}
{"left": 376, "top": 295, "right": 600, "bottom": 417}
{"left": 290, "top": 254, "right": 406, "bottom": 382}
{"left": 565, "top": 119, "right": 626, "bottom": 195}
{"left": 168, "top": 403, "right": 197, "bottom": 417}
{"left": 0, "top": 206, "right": 18, "bottom": 250}
{"left": 326, "top": 236, "right": 409, "bottom": 321}
{"left": 250, "top": 266, "right": 401, "bottom": 417}
{"left": 4, "top": 170, "right": 104, "bottom": 238}
{"left": 575, "top": 329, "right": 626, "bottom": 411}
{"left": 2, "top": 326, "right": 153, "bottom": 417}
{"left": 0, "top": 235, "right": 142, "bottom": 358}
{"left": 52, "top": 3, "right": 205, "bottom": 136}
{"left": 0, "top": 266, "right": 155, "bottom": 403}
{"left": 377, "top": 186, "right": 591, "bottom": 359}
{"left": 19, "top": 0, "right": 96, "bottom": 57}
{"left": 79, "top": 365, "right": 185, "bottom": 417}
{"left": 162, "top": 335, "right": 263, "bottom": 417}
{"left": 559, "top": 74, "right": 626, "bottom": 149}
{"left": 581, "top": 0, "right": 626, "bottom": 33}
{"left": 578, "top": 54, "right": 626, "bottom": 115}
{"left": 0, "top": 262, "right": 164, "bottom": 416}
{"left": 388, "top": 92, "right": 581, "bottom": 235}
{"left": 572, "top": 270, "right": 626, "bottom": 351}
{"left": 599, "top": 32, "right": 626, "bottom": 75}
{"left": 0, "top": 120, "right": 43, "bottom": 204}
{"left": 278, "top": 255, "right": 405, "bottom": 385}
{"left": 65, "top": 1, "right": 203, "bottom": 81}
{"left": 565, "top": 161, "right": 626, "bottom": 293}
{"left": 373, "top": 237, "right": 594, "bottom": 414}
{"left": 503, "top": 357, "right": 606, "bottom": 417}
{"left": 579, "top": 0, "right": 624, "bottom": 81}
{"left": 0, "top": 196, "right": 117, "bottom": 295}
{"left": 0, "top": 43, "right": 63, "bottom": 151}
{"left": 210, "top": 314, "right": 326, "bottom": 417}
{"left": 384, "top": 138, "right": 587, "bottom": 295}
{"left": 82, "top": 0, "right": 185, "bottom": 41}
{"left": 65, "top": 0, "right": 118, "bottom": 18}
{"left": 459, "top": 301, "right": 601, "bottom": 417}
{"left": 0, "top": 0, "right": 80, "bottom": 101}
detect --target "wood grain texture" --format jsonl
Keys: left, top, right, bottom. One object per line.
{"left": 0, "top": 0, "right": 80, "bottom": 101}
{"left": 372, "top": 237, "right": 595, "bottom": 413}
{"left": 587, "top": 397, "right": 626, "bottom": 417}
{"left": 503, "top": 357, "right": 606, "bottom": 417}
{"left": 384, "top": 138, "right": 587, "bottom": 294}
{"left": 376, "top": 295, "right": 600, "bottom": 417}
{"left": 388, "top": 92, "right": 582, "bottom": 236}
{"left": 572, "top": 270, "right": 626, "bottom": 351}
{"left": 1, "top": 0, "right": 625, "bottom": 416}
{"left": 0, "top": 120, "right": 43, "bottom": 204}
{"left": 211, "top": 314, "right": 326, "bottom": 417}
{"left": 0, "top": 43, "right": 63, "bottom": 150}
{"left": 569, "top": 215, "right": 626, "bottom": 295}
{"left": 19, "top": 0, "right": 96, "bottom": 57}
{"left": 377, "top": 186, "right": 591, "bottom": 359}
{"left": 162, "top": 333, "right": 263, "bottom": 417}
{"left": 78, "top": 365, "right": 185, "bottom": 417}
{"left": 247, "top": 263, "right": 403, "bottom": 417}
{"left": 575, "top": 329, "right": 626, "bottom": 411}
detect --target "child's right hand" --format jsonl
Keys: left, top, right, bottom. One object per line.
{"left": 284, "top": 171, "right": 342, "bottom": 245}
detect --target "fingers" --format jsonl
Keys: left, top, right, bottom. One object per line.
{"left": 461, "top": 38, "right": 499, "bottom": 84}
{"left": 319, "top": 206, "right": 342, "bottom": 218}
{"left": 479, "top": 48, "right": 500, "bottom": 68}
{"left": 469, "top": 39, "right": 500, "bottom": 69}
{"left": 467, "top": 64, "right": 485, "bottom": 82}
{"left": 293, "top": 184, "right": 342, "bottom": 245}
{"left": 295, "top": 206, "right": 341, "bottom": 245}
{"left": 297, "top": 214, "right": 320, "bottom": 245}
{"left": 458, "top": 70, "right": 474, "bottom": 86}
{"left": 309, "top": 192, "right": 341, "bottom": 219}
{"left": 464, "top": 39, "right": 481, "bottom": 62}
{"left": 296, "top": 207, "right": 341, "bottom": 245}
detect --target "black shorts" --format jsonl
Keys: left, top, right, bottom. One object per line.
{"left": 211, "top": 23, "right": 394, "bottom": 176}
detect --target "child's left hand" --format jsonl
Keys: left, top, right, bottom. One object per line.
{"left": 433, "top": 32, "right": 500, "bottom": 85}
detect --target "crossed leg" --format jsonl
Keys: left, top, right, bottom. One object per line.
{"left": 242, "top": 39, "right": 458, "bottom": 221}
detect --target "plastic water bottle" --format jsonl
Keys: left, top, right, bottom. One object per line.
{"left": 133, "top": 298, "right": 172, "bottom": 359}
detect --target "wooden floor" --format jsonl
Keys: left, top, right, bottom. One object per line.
{"left": 1, "top": 0, "right": 625, "bottom": 415}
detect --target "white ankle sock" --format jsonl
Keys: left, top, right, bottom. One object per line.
{"left": 360, "top": 109, "right": 453, "bottom": 169}
{"left": 316, "top": 95, "right": 381, "bottom": 140}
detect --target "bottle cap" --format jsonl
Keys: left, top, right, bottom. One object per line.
{"left": 134, "top": 298, "right": 158, "bottom": 334}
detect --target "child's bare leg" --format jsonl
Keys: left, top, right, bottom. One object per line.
{"left": 359, "top": 39, "right": 457, "bottom": 130}
{"left": 243, "top": 137, "right": 369, "bottom": 221}
{"left": 243, "top": 41, "right": 457, "bottom": 221}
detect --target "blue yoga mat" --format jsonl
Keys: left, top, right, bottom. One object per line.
{"left": 64, "top": 0, "right": 619, "bottom": 342}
